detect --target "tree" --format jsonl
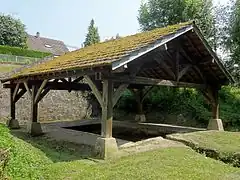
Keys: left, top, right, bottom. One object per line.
{"left": 138, "top": 0, "right": 214, "bottom": 42}
{"left": 0, "top": 14, "right": 27, "bottom": 48}
{"left": 228, "top": 0, "right": 240, "bottom": 83}
{"left": 83, "top": 19, "right": 100, "bottom": 47}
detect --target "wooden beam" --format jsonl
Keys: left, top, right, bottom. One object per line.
{"left": 112, "top": 84, "right": 129, "bottom": 107}
{"left": 101, "top": 79, "right": 113, "bottom": 138}
{"left": 4, "top": 82, "right": 91, "bottom": 91}
{"left": 175, "top": 48, "right": 180, "bottom": 81}
{"left": 60, "top": 78, "right": 68, "bottom": 83}
{"left": 141, "top": 86, "right": 153, "bottom": 102}
{"left": 12, "top": 83, "right": 20, "bottom": 102}
{"left": 177, "top": 65, "right": 192, "bottom": 81}
{"left": 14, "top": 89, "right": 27, "bottom": 103}
{"left": 73, "top": 77, "right": 83, "bottom": 83}
{"left": 107, "top": 75, "right": 206, "bottom": 89}
{"left": 34, "top": 80, "right": 48, "bottom": 104}
{"left": 23, "top": 82, "right": 32, "bottom": 97}
{"left": 36, "top": 87, "right": 51, "bottom": 103}
{"left": 84, "top": 75, "right": 103, "bottom": 108}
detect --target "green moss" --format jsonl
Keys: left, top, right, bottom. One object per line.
{"left": 13, "top": 22, "right": 192, "bottom": 78}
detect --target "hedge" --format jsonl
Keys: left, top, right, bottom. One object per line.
{"left": 0, "top": 45, "right": 51, "bottom": 58}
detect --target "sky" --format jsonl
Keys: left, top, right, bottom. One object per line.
{"left": 0, "top": 0, "right": 230, "bottom": 49}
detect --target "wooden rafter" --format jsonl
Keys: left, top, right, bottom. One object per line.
{"left": 177, "top": 64, "right": 192, "bottom": 81}
{"left": 154, "top": 57, "right": 176, "bottom": 79}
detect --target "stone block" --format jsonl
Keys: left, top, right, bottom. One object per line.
{"left": 135, "top": 114, "right": 146, "bottom": 122}
{"left": 27, "top": 122, "right": 43, "bottom": 136}
{"left": 6, "top": 118, "right": 20, "bottom": 129}
{"left": 94, "top": 137, "right": 118, "bottom": 159}
{"left": 207, "top": 119, "right": 224, "bottom": 131}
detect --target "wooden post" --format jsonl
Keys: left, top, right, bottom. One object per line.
{"left": 10, "top": 88, "right": 15, "bottom": 120}
{"left": 206, "top": 87, "right": 223, "bottom": 131}
{"left": 212, "top": 89, "right": 219, "bottom": 119}
{"left": 7, "top": 87, "right": 20, "bottom": 129}
{"left": 101, "top": 79, "right": 113, "bottom": 138}
{"left": 31, "top": 85, "right": 38, "bottom": 122}
{"left": 27, "top": 84, "right": 43, "bottom": 136}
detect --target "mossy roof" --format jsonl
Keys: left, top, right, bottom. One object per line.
{"left": 12, "top": 22, "right": 192, "bottom": 79}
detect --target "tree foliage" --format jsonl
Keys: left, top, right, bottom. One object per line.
{"left": 83, "top": 19, "right": 100, "bottom": 47}
{"left": 138, "top": 0, "right": 214, "bottom": 42}
{"left": 229, "top": 0, "right": 240, "bottom": 65}
{"left": 0, "top": 14, "right": 27, "bottom": 48}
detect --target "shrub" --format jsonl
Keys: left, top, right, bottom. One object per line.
{"left": 0, "top": 45, "right": 51, "bottom": 58}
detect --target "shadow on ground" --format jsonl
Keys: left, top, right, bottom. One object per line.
{"left": 10, "top": 130, "right": 96, "bottom": 163}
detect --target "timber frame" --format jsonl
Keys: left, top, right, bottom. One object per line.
{"left": 1, "top": 22, "right": 234, "bottom": 159}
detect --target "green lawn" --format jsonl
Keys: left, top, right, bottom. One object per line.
{"left": 0, "top": 124, "right": 240, "bottom": 180}
{"left": 167, "top": 131, "right": 240, "bottom": 167}
{"left": 0, "top": 64, "right": 21, "bottom": 73}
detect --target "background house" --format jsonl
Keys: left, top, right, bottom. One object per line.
{"left": 27, "top": 32, "right": 69, "bottom": 57}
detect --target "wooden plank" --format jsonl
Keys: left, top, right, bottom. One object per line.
{"left": 34, "top": 80, "right": 48, "bottom": 104}
{"left": 101, "top": 79, "right": 113, "bottom": 138}
{"left": 12, "top": 83, "right": 20, "bottom": 102}
{"left": 23, "top": 82, "right": 32, "bottom": 97}
{"left": 175, "top": 48, "right": 180, "bottom": 81}
{"left": 107, "top": 75, "right": 206, "bottom": 89}
{"left": 84, "top": 75, "right": 103, "bottom": 108}
{"left": 112, "top": 84, "right": 129, "bottom": 107}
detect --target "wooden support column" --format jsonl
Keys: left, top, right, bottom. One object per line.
{"left": 85, "top": 75, "right": 118, "bottom": 159}
{"left": 31, "top": 85, "right": 38, "bottom": 123}
{"left": 101, "top": 79, "right": 113, "bottom": 138}
{"left": 201, "top": 87, "right": 223, "bottom": 131}
{"left": 7, "top": 87, "right": 20, "bottom": 129}
{"left": 26, "top": 82, "right": 44, "bottom": 136}
{"left": 131, "top": 87, "right": 153, "bottom": 123}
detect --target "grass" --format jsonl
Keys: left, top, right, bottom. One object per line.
{"left": 0, "top": 124, "right": 240, "bottom": 179}
{"left": 167, "top": 131, "right": 240, "bottom": 166}
{"left": 0, "top": 64, "right": 21, "bottom": 73}
{"left": 42, "top": 147, "right": 240, "bottom": 180}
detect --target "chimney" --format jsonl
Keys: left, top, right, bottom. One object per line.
{"left": 36, "top": 32, "right": 40, "bottom": 38}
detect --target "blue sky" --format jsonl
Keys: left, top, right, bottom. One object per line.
{"left": 0, "top": 0, "right": 229, "bottom": 49}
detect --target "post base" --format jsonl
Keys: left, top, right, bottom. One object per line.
{"left": 27, "top": 122, "right": 43, "bottom": 136}
{"left": 6, "top": 118, "right": 20, "bottom": 129}
{"left": 94, "top": 137, "right": 118, "bottom": 159}
{"left": 135, "top": 114, "right": 146, "bottom": 122}
{"left": 207, "top": 119, "right": 224, "bottom": 131}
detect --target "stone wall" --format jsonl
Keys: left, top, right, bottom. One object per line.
{"left": 0, "top": 86, "right": 95, "bottom": 124}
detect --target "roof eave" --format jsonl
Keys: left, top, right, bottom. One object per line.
{"left": 111, "top": 24, "right": 194, "bottom": 71}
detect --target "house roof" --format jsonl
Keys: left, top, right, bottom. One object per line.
{"left": 1, "top": 21, "right": 234, "bottom": 85}
{"left": 27, "top": 34, "right": 69, "bottom": 56}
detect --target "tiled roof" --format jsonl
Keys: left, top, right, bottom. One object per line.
{"left": 27, "top": 35, "right": 69, "bottom": 56}
{"left": 14, "top": 22, "right": 192, "bottom": 79}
